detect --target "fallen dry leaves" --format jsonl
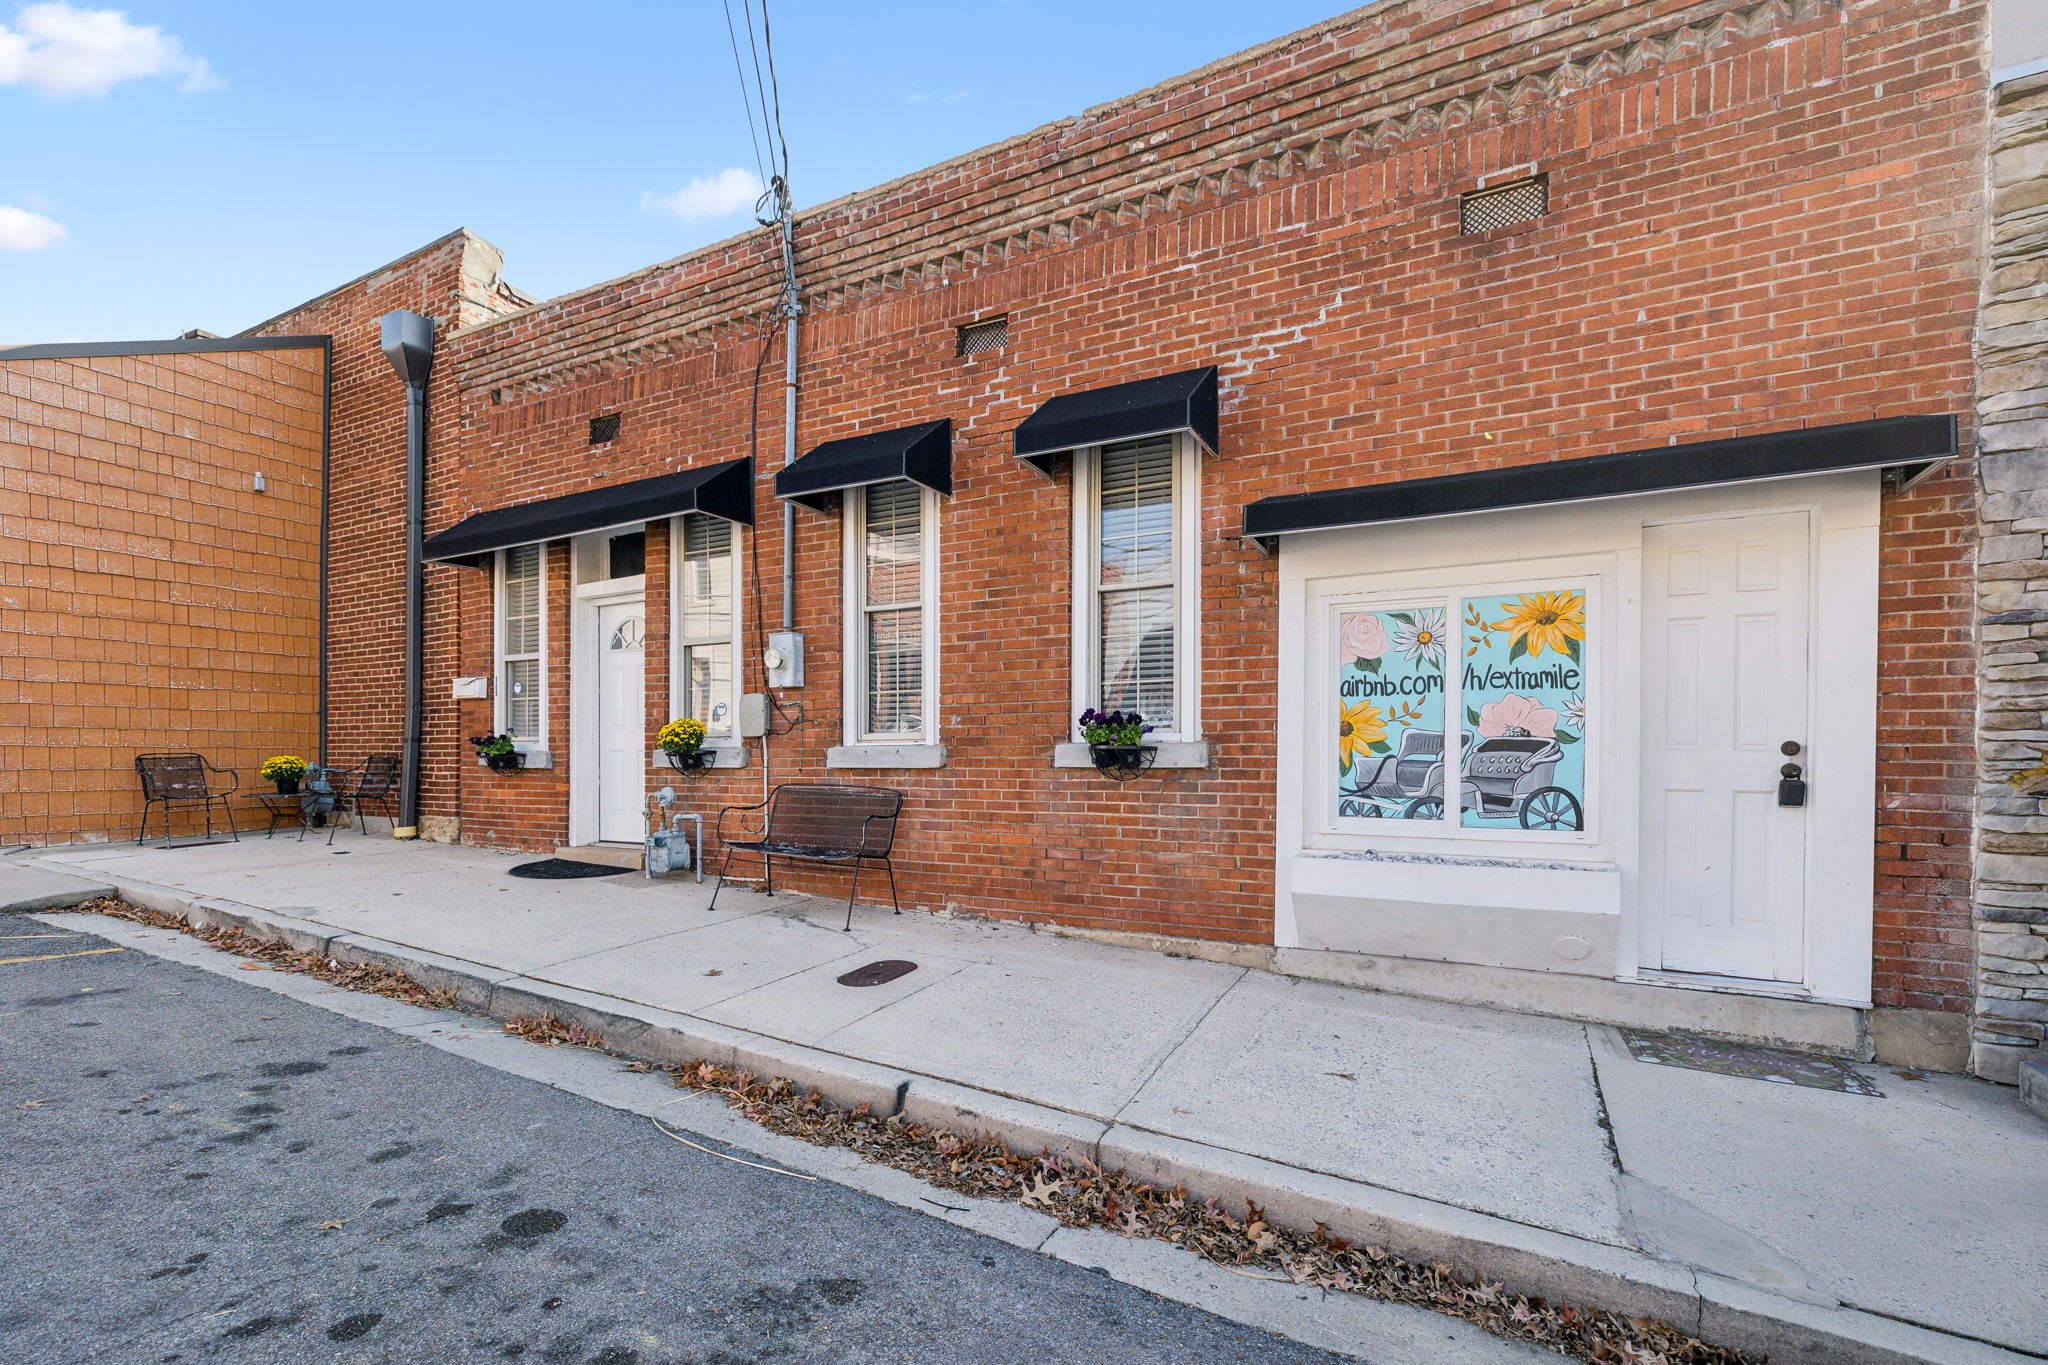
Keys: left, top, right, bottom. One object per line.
{"left": 500, "top": 1013, "right": 608, "bottom": 1050}
{"left": 75, "top": 897, "right": 457, "bottom": 1009}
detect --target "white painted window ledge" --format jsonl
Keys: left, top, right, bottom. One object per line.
{"left": 646, "top": 746, "right": 750, "bottom": 770}
{"left": 827, "top": 744, "right": 947, "bottom": 770}
{"left": 1052, "top": 740, "right": 1210, "bottom": 770}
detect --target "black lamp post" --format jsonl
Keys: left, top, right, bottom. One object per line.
{"left": 379, "top": 310, "right": 435, "bottom": 839}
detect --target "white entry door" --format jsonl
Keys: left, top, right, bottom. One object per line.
{"left": 1642, "top": 511, "right": 1811, "bottom": 983}
{"left": 596, "top": 600, "right": 645, "bottom": 843}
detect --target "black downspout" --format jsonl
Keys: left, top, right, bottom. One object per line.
{"left": 379, "top": 311, "right": 436, "bottom": 839}
{"left": 317, "top": 336, "right": 333, "bottom": 769}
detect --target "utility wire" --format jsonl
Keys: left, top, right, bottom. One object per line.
{"left": 721, "top": 0, "right": 769, "bottom": 191}
{"left": 759, "top": 0, "right": 790, "bottom": 186}
{"left": 740, "top": 1, "right": 780, "bottom": 184}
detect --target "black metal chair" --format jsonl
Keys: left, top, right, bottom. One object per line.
{"left": 134, "top": 753, "right": 240, "bottom": 848}
{"left": 709, "top": 783, "right": 904, "bottom": 930}
{"left": 333, "top": 753, "right": 401, "bottom": 841}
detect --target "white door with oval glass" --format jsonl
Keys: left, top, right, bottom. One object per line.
{"left": 597, "top": 601, "right": 645, "bottom": 843}
{"left": 1641, "top": 511, "right": 1811, "bottom": 984}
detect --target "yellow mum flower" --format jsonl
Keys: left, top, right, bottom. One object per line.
{"left": 1337, "top": 700, "right": 1386, "bottom": 772}
{"left": 1495, "top": 591, "right": 1585, "bottom": 658}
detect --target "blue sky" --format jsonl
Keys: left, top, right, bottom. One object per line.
{"left": 1, "top": 1, "right": 1352, "bottom": 343}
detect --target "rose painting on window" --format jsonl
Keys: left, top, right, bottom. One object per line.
{"left": 1335, "top": 607, "right": 1448, "bottom": 821}
{"left": 1457, "top": 589, "right": 1587, "bottom": 831}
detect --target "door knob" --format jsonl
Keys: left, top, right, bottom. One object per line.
{"left": 1780, "top": 740, "right": 1802, "bottom": 757}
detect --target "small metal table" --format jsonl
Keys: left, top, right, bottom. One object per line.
{"left": 250, "top": 792, "right": 316, "bottom": 840}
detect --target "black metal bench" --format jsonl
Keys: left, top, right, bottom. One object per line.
{"left": 708, "top": 783, "right": 904, "bottom": 930}
{"left": 135, "top": 752, "right": 240, "bottom": 848}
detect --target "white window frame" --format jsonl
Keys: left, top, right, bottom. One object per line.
{"left": 668, "top": 513, "right": 744, "bottom": 748}
{"left": 493, "top": 544, "right": 547, "bottom": 750}
{"left": 1069, "top": 432, "right": 1202, "bottom": 745}
{"left": 842, "top": 481, "right": 941, "bottom": 748}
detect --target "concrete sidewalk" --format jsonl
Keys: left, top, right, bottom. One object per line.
{"left": 11, "top": 839, "right": 2045, "bottom": 1364}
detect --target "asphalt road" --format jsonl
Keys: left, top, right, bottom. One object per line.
{"left": 0, "top": 920, "right": 1347, "bottom": 1365}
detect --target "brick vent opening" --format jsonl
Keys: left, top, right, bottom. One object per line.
{"left": 1460, "top": 176, "right": 1548, "bottom": 234}
{"left": 956, "top": 316, "right": 1008, "bottom": 357}
{"left": 589, "top": 413, "right": 622, "bottom": 444}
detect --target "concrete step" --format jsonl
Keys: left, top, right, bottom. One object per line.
{"left": 2022, "top": 1060, "right": 2048, "bottom": 1124}
{"left": 0, "top": 857, "right": 115, "bottom": 913}
{"left": 551, "top": 844, "right": 642, "bottom": 871}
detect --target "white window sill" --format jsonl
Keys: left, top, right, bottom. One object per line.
{"left": 827, "top": 743, "right": 947, "bottom": 770}
{"left": 647, "top": 746, "right": 749, "bottom": 770}
{"left": 478, "top": 749, "right": 553, "bottom": 769}
{"left": 1052, "top": 740, "right": 1209, "bottom": 770}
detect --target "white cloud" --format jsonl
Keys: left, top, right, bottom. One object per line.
{"left": 0, "top": 3, "right": 219, "bottom": 99}
{"left": 640, "top": 167, "right": 765, "bottom": 224}
{"left": 0, "top": 203, "right": 66, "bottom": 250}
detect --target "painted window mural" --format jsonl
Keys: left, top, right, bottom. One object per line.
{"left": 1335, "top": 607, "right": 1450, "bottom": 821}
{"left": 1335, "top": 587, "right": 1587, "bottom": 834}
{"left": 1459, "top": 590, "right": 1586, "bottom": 831}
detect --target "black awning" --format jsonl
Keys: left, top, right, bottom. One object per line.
{"left": 422, "top": 458, "right": 754, "bottom": 566}
{"left": 1013, "top": 366, "right": 1219, "bottom": 474}
{"left": 1240, "top": 415, "right": 1956, "bottom": 549}
{"left": 774, "top": 419, "right": 951, "bottom": 511}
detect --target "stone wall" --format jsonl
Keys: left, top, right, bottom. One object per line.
{"left": 1974, "top": 70, "right": 2048, "bottom": 1083}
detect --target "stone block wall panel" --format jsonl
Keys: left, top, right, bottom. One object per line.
{"left": 1973, "top": 70, "right": 2048, "bottom": 1082}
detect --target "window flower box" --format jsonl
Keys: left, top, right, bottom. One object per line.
{"left": 470, "top": 733, "right": 524, "bottom": 773}
{"left": 658, "top": 718, "right": 713, "bottom": 774}
{"left": 1078, "top": 709, "right": 1158, "bottom": 782}
{"left": 1087, "top": 744, "right": 1157, "bottom": 778}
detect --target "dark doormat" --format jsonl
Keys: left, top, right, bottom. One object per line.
{"left": 1621, "top": 1028, "right": 1882, "bottom": 1097}
{"left": 508, "top": 858, "right": 631, "bottom": 880}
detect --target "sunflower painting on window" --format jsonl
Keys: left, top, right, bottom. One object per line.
{"left": 1465, "top": 589, "right": 1585, "bottom": 664}
{"left": 1337, "top": 698, "right": 1388, "bottom": 772}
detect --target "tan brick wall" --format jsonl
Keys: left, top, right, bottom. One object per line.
{"left": 0, "top": 343, "right": 326, "bottom": 844}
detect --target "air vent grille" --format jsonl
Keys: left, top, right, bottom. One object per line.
{"left": 1461, "top": 177, "right": 1548, "bottom": 234}
{"left": 956, "top": 316, "right": 1008, "bottom": 357}
{"left": 589, "top": 413, "right": 621, "bottom": 445}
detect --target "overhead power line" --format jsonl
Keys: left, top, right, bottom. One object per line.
{"left": 721, "top": 0, "right": 768, "bottom": 191}
{"left": 759, "top": 0, "right": 790, "bottom": 187}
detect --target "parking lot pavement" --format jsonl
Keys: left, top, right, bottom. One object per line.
{"left": 0, "top": 922, "right": 1349, "bottom": 1365}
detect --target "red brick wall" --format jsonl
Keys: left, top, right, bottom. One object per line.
{"left": 250, "top": 231, "right": 530, "bottom": 837}
{"left": 0, "top": 343, "right": 326, "bottom": 844}
{"left": 303, "top": 0, "right": 1987, "bottom": 1008}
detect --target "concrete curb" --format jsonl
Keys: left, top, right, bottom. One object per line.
{"left": 81, "top": 872, "right": 2039, "bottom": 1365}
{"left": 0, "top": 863, "right": 116, "bottom": 914}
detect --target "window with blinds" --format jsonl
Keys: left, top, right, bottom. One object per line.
{"left": 676, "top": 514, "right": 736, "bottom": 738}
{"left": 498, "top": 544, "right": 543, "bottom": 742}
{"left": 1095, "top": 435, "right": 1177, "bottom": 730}
{"left": 859, "top": 479, "right": 926, "bottom": 740}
